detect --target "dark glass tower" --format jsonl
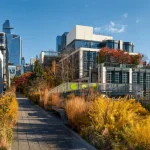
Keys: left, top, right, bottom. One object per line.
{"left": 3, "top": 20, "right": 22, "bottom": 66}
{"left": 56, "top": 36, "right": 61, "bottom": 53}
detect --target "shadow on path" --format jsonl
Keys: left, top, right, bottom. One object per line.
{"left": 12, "top": 93, "right": 96, "bottom": 150}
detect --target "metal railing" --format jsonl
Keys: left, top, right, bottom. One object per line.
{"left": 49, "top": 82, "right": 142, "bottom": 95}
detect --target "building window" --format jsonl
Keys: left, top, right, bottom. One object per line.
{"left": 133, "top": 72, "right": 138, "bottom": 83}
{"left": 83, "top": 51, "right": 88, "bottom": 61}
{"left": 83, "top": 62, "right": 88, "bottom": 70}
{"left": 146, "top": 73, "right": 150, "bottom": 90}
{"left": 114, "top": 43, "right": 119, "bottom": 49}
{"left": 107, "top": 71, "right": 112, "bottom": 83}
{"left": 90, "top": 52, "right": 93, "bottom": 61}
{"left": 123, "top": 42, "right": 134, "bottom": 53}
{"left": 89, "top": 62, "right": 93, "bottom": 69}
{"left": 106, "top": 42, "right": 113, "bottom": 49}
{"left": 139, "top": 73, "right": 144, "bottom": 90}
{"left": 122, "top": 72, "right": 129, "bottom": 84}
{"left": 115, "top": 72, "right": 120, "bottom": 83}
{"left": 146, "top": 93, "right": 150, "bottom": 100}
{"left": 92, "top": 42, "right": 101, "bottom": 48}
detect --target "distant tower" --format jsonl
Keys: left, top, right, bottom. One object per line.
{"left": 3, "top": 20, "right": 22, "bottom": 66}
{"left": 2, "top": 19, "right": 14, "bottom": 34}
{"left": 21, "top": 57, "right": 25, "bottom": 65}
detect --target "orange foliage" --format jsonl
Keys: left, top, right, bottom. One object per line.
{"left": 98, "top": 47, "right": 143, "bottom": 65}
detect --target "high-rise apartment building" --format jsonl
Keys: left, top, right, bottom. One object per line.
{"left": 3, "top": 20, "right": 22, "bottom": 66}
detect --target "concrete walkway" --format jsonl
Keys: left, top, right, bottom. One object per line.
{"left": 12, "top": 94, "right": 96, "bottom": 150}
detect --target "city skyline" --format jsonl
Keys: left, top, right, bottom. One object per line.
{"left": 0, "top": 0, "right": 150, "bottom": 62}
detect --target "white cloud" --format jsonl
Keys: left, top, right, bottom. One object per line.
{"left": 110, "top": 21, "right": 115, "bottom": 27}
{"left": 94, "top": 27, "right": 101, "bottom": 33}
{"left": 123, "top": 13, "right": 128, "bottom": 18}
{"left": 94, "top": 21, "right": 127, "bottom": 34}
{"left": 105, "top": 21, "right": 127, "bottom": 33}
{"left": 136, "top": 19, "right": 140, "bottom": 23}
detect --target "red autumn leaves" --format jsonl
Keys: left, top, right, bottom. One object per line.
{"left": 13, "top": 72, "right": 33, "bottom": 86}
{"left": 98, "top": 47, "right": 143, "bottom": 65}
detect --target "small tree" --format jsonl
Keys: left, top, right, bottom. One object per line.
{"left": 34, "top": 60, "right": 43, "bottom": 78}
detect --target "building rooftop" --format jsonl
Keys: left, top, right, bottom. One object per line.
{"left": 66, "top": 25, "right": 113, "bottom": 46}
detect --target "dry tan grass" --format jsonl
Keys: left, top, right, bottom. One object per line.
{"left": 85, "top": 88, "right": 100, "bottom": 101}
{"left": 43, "top": 88, "right": 49, "bottom": 110}
{"left": 50, "top": 93, "right": 64, "bottom": 108}
{"left": 65, "top": 96, "right": 90, "bottom": 130}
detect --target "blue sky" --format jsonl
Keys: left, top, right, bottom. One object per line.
{"left": 0, "top": 0, "right": 150, "bottom": 63}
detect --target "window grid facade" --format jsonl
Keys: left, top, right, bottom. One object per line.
{"left": 140, "top": 73, "right": 144, "bottom": 90}
{"left": 115, "top": 72, "right": 120, "bottom": 83}
{"left": 146, "top": 73, "right": 150, "bottom": 91}
{"left": 83, "top": 51, "right": 97, "bottom": 77}
{"left": 122, "top": 72, "right": 129, "bottom": 84}
{"left": 133, "top": 72, "right": 138, "bottom": 84}
{"left": 107, "top": 71, "right": 112, "bottom": 83}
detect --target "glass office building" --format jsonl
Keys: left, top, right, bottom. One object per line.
{"left": 56, "top": 32, "right": 68, "bottom": 54}
{"left": 67, "top": 40, "right": 101, "bottom": 54}
{"left": 123, "top": 42, "right": 134, "bottom": 53}
{"left": 3, "top": 20, "right": 22, "bottom": 66}
{"left": 105, "top": 40, "right": 119, "bottom": 49}
{"left": 56, "top": 36, "right": 61, "bottom": 53}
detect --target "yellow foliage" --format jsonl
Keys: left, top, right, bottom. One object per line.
{"left": 89, "top": 96, "right": 148, "bottom": 133}
{"left": 0, "top": 94, "right": 18, "bottom": 149}
{"left": 123, "top": 117, "right": 150, "bottom": 149}
{"left": 65, "top": 95, "right": 150, "bottom": 150}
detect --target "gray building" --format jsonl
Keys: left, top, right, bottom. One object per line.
{"left": 91, "top": 63, "right": 150, "bottom": 99}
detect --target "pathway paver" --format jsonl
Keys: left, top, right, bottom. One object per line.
{"left": 12, "top": 93, "right": 96, "bottom": 150}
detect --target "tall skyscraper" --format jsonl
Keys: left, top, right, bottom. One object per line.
{"left": 3, "top": 20, "right": 22, "bottom": 66}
